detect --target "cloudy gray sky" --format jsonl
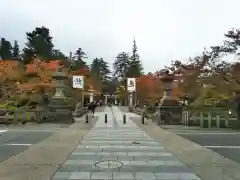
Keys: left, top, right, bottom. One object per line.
{"left": 0, "top": 0, "right": 240, "bottom": 73}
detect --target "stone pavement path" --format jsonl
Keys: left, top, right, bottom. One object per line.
{"left": 51, "top": 106, "right": 202, "bottom": 180}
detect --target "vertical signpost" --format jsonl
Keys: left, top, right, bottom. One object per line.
{"left": 127, "top": 78, "right": 136, "bottom": 107}
{"left": 72, "top": 75, "right": 84, "bottom": 108}
{"left": 89, "top": 86, "right": 94, "bottom": 103}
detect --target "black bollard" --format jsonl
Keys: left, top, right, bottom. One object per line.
{"left": 123, "top": 114, "right": 126, "bottom": 124}
{"left": 105, "top": 114, "right": 107, "bottom": 123}
{"left": 85, "top": 114, "right": 89, "bottom": 123}
{"left": 142, "top": 113, "right": 144, "bottom": 124}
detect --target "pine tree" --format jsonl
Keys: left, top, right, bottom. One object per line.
{"left": 12, "top": 40, "right": 20, "bottom": 60}
{"left": 71, "top": 48, "right": 88, "bottom": 70}
{"left": 113, "top": 52, "right": 130, "bottom": 79}
{"left": 127, "top": 37, "right": 143, "bottom": 77}
{"left": 23, "top": 26, "right": 54, "bottom": 63}
{"left": 0, "top": 38, "right": 12, "bottom": 59}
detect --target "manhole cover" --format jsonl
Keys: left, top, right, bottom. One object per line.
{"left": 95, "top": 160, "right": 123, "bottom": 169}
{"left": 132, "top": 141, "right": 140, "bottom": 144}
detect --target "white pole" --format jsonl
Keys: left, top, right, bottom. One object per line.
{"left": 82, "top": 89, "right": 84, "bottom": 108}
{"left": 89, "top": 92, "right": 93, "bottom": 103}
{"left": 129, "top": 93, "right": 133, "bottom": 106}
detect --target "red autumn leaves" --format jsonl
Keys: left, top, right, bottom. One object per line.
{"left": 136, "top": 74, "right": 162, "bottom": 104}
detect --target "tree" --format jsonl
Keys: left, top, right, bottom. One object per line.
{"left": 0, "top": 60, "right": 24, "bottom": 102}
{"left": 16, "top": 58, "right": 56, "bottom": 106}
{"left": 136, "top": 74, "right": 162, "bottom": 105}
{"left": 90, "top": 58, "right": 111, "bottom": 82}
{"left": 12, "top": 40, "right": 20, "bottom": 60}
{"left": 113, "top": 52, "right": 129, "bottom": 79}
{"left": 223, "top": 29, "right": 240, "bottom": 55}
{"left": 208, "top": 29, "right": 240, "bottom": 91}
{"left": 23, "top": 26, "right": 54, "bottom": 63}
{"left": 0, "top": 38, "right": 12, "bottom": 59}
{"left": 90, "top": 58, "right": 111, "bottom": 94}
{"left": 102, "top": 77, "right": 118, "bottom": 95}
{"left": 127, "top": 38, "right": 143, "bottom": 77}
{"left": 72, "top": 48, "right": 88, "bottom": 70}
{"left": 52, "top": 49, "right": 67, "bottom": 60}
{"left": 166, "top": 51, "right": 210, "bottom": 100}
{"left": 190, "top": 85, "right": 231, "bottom": 112}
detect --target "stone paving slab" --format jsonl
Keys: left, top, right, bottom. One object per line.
{"left": 52, "top": 106, "right": 201, "bottom": 180}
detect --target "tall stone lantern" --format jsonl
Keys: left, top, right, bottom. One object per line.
{"left": 156, "top": 70, "right": 182, "bottom": 125}
{"left": 48, "top": 63, "right": 74, "bottom": 123}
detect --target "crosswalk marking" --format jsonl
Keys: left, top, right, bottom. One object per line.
{"left": 177, "top": 132, "right": 240, "bottom": 135}
{"left": 3, "top": 143, "right": 32, "bottom": 146}
{"left": 204, "top": 145, "right": 240, "bottom": 149}
{"left": 0, "top": 130, "right": 8, "bottom": 133}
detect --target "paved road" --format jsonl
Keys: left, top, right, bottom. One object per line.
{"left": 0, "top": 106, "right": 102, "bottom": 163}
{"left": 164, "top": 126, "right": 240, "bottom": 164}
{"left": 0, "top": 123, "right": 70, "bottom": 162}
{"left": 52, "top": 106, "right": 201, "bottom": 180}
{"left": 118, "top": 107, "right": 240, "bottom": 165}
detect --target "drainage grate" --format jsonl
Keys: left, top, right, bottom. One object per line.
{"left": 95, "top": 160, "right": 123, "bottom": 169}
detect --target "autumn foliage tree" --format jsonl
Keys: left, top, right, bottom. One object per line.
{"left": 0, "top": 60, "right": 24, "bottom": 102}
{"left": 136, "top": 73, "right": 162, "bottom": 105}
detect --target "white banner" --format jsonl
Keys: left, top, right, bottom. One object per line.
{"left": 72, "top": 76, "right": 84, "bottom": 89}
{"left": 127, "top": 78, "right": 136, "bottom": 92}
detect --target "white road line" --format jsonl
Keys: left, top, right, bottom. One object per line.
{"left": 3, "top": 143, "right": 32, "bottom": 146}
{"left": 204, "top": 145, "right": 240, "bottom": 149}
{"left": 0, "top": 130, "right": 8, "bottom": 133}
{"left": 9, "top": 129, "right": 58, "bottom": 132}
{"left": 177, "top": 132, "right": 240, "bottom": 135}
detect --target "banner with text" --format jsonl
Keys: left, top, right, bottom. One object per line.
{"left": 127, "top": 78, "right": 136, "bottom": 92}
{"left": 72, "top": 76, "right": 84, "bottom": 89}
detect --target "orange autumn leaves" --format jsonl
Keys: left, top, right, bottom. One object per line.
{"left": 136, "top": 73, "right": 181, "bottom": 104}
{"left": 136, "top": 74, "right": 162, "bottom": 104}
{"left": 18, "top": 59, "right": 59, "bottom": 92}
{"left": 0, "top": 60, "right": 24, "bottom": 82}
{"left": 0, "top": 59, "right": 100, "bottom": 96}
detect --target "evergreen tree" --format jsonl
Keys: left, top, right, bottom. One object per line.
{"left": 127, "top": 38, "right": 143, "bottom": 77}
{"left": 52, "top": 49, "right": 67, "bottom": 60}
{"left": 0, "top": 38, "right": 12, "bottom": 59}
{"left": 113, "top": 52, "right": 130, "bottom": 79}
{"left": 23, "top": 26, "right": 54, "bottom": 63}
{"left": 12, "top": 40, "right": 20, "bottom": 60}
{"left": 90, "top": 57, "right": 111, "bottom": 82}
{"left": 72, "top": 48, "right": 88, "bottom": 70}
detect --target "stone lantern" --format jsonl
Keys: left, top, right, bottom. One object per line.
{"left": 48, "top": 62, "right": 74, "bottom": 123}
{"left": 156, "top": 70, "right": 182, "bottom": 125}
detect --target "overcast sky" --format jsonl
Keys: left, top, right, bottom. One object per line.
{"left": 0, "top": 0, "right": 240, "bottom": 73}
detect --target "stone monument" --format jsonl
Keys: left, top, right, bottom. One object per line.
{"left": 48, "top": 63, "right": 74, "bottom": 123}
{"left": 156, "top": 70, "right": 182, "bottom": 125}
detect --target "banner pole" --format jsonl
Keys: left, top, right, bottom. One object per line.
{"left": 82, "top": 76, "right": 85, "bottom": 108}
{"left": 82, "top": 89, "right": 84, "bottom": 108}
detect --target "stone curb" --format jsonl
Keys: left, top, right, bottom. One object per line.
{"left": 131, "top": 117, "right": 240, "bottom": 180}
{"left": 0, "top": 117, "right": 97, "bottom": 180}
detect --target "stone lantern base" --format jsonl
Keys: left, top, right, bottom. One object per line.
{"left": 156, "top": 96, "right": 182, "bottom": 125}
{"left": 47, "top": 97, "right": 74, "bottom": 124}
{"left": 160, "top": 96, "right": 179, "bottom": 106}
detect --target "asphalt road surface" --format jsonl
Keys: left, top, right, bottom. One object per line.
{"left": 164, "top": 126, "right": 240, "bottom": 164}
{"left": 0, "top": 123, "right": 70, "bottom": 162}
